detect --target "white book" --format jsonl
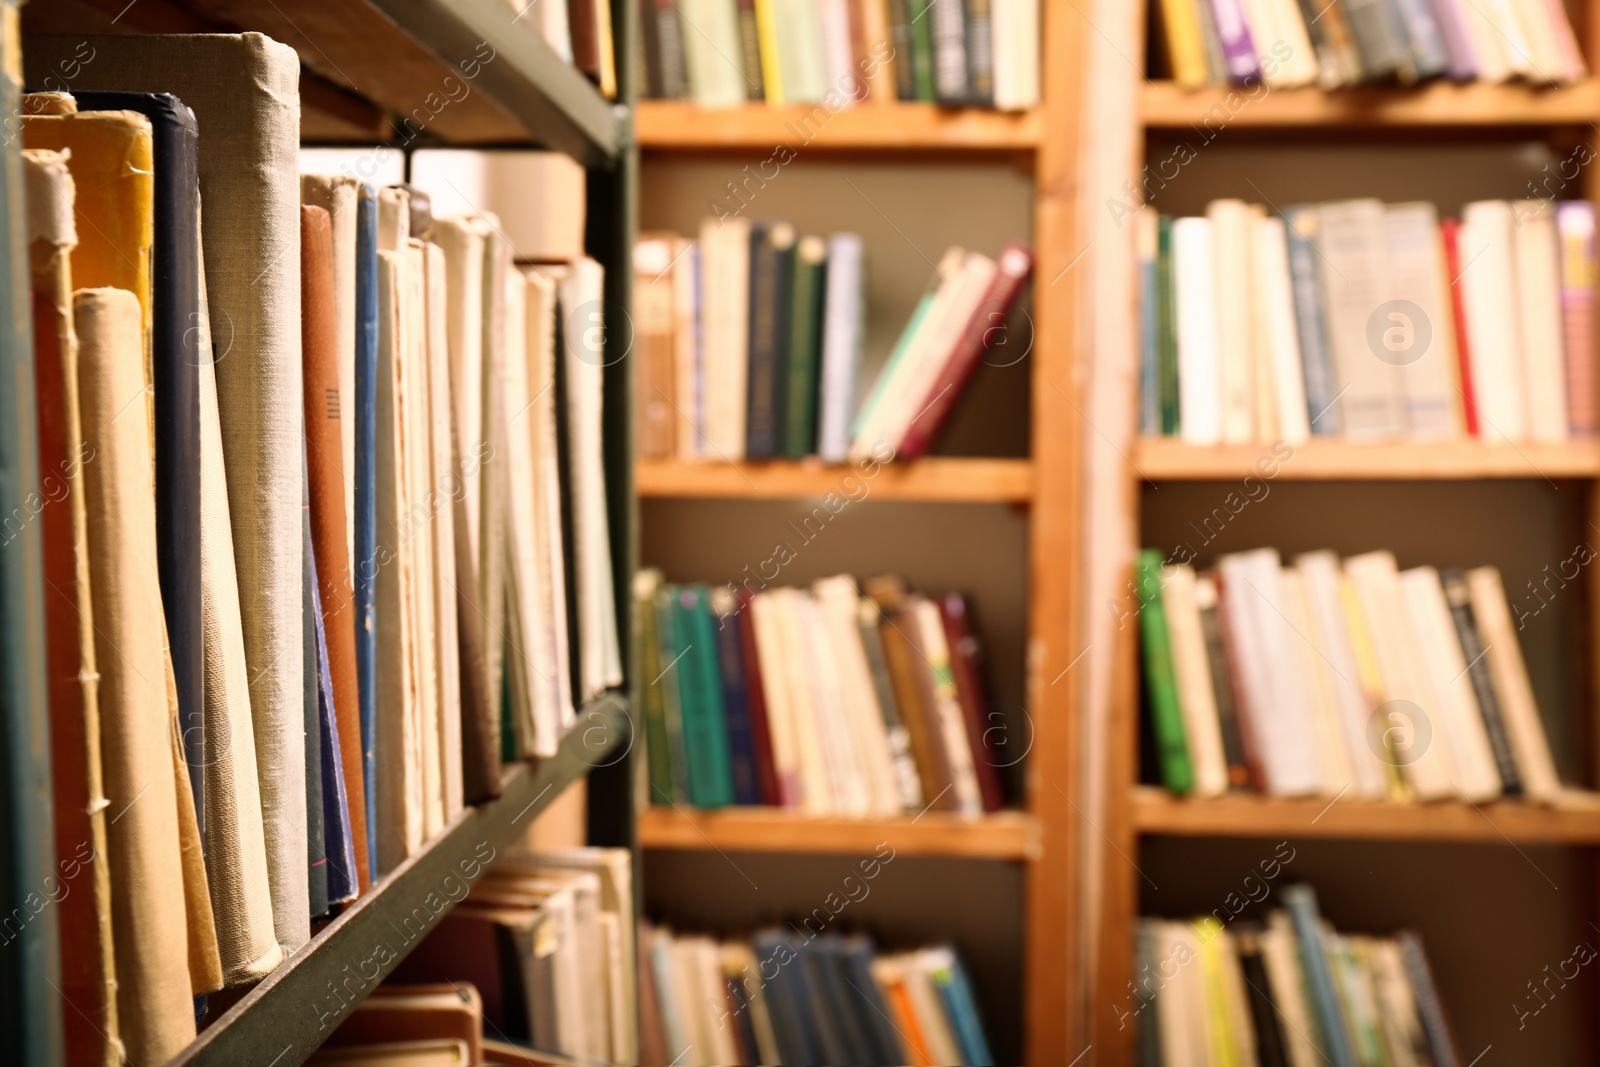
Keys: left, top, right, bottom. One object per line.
{"left": 991, "top": 0, "right": 1041, "bottom": 110}
{"left": 1460, "top": 201, "right": 1528, "bottom": 441}
{"left": 671, "top": 239, "right": 702, "bottom": 460}
{"left": 818, "top": 233, "right": 865, "bottom": 463}
{"left": 1397, "top": 566, "right": 1502, "bottom": 801}
{"left": 1249, "top": 205, "right": 1279, "bottom": 445}
{"left": 1255, "top": 215, "right": 1311, "bottom": 444}
{"left": 1209, "top": 199, "right": 1257, "bottom": 443}
{"left": 1160, "top": 565, "right": 1230, "bottom": 797}
{"left": 424, "top": 243, "right": 464, "bottom": 819}
{"left": 1280, "top": 569, "right": 1357, "bottom": 796}
{"left": 772, "top": 590, "right": 835, "bottom": 813}
{"left": 1217, "top": 549, "right": 1323, "bottom": 796}
{"left": 697, "top": 937, "right": 741, "bottom": 1065}
{"left": 814, "top": 575, "right": 903, "bottom": 815}
{"left": 557, "top": 258, "right": 624, "bottom": 698}
{"left": 699, "top": 217, "right": 751, "bottom": 461}
{"left": 1343, "top": 551, "right": 1459, "bottom": 799}
{"left": 792, "top": 592, "right": 870, "bottom": 815}
{"left": 1240, "top": 0, "right": 1317, "bottom": 86}
{"left": 680, "top": 0, "right": 747, "bottom": 106}
{"left": 1385, "top": 202, "right": 1459, "bottom": 438}
{"left": 817, "top": 0, "right": 858, "bottom": 104}
{"left": 1295, "top": 552, "right": 1389, "bottom": 798}
{"left": 410, "top": 149, "right": 587, "bottom": 261}
{"left": 912, "top": 598, "right": 985, "bottom": 815}
{"left": 1467, "top": 566, "right": 1561, "bottom": 800}
{"left": 750, "top": 593, "right": 802, "bottom": 809}
{"left": 1478, "top": 0, "right": 1540, "bottom": 79}
{"left": 1173, "top": 216, "right": 1221, "bottom": 444}
{"left": 1513, "top": 202, "right": 1569, "bottom": 442}
{"left": 1454, "top": 0, "right": 1513, "bottom": 82}
{"left": 539, "top": 0, "right": 574, "bottom": 62}
{"left": 1318, "top": 199, "right": 1408, "bottom": 437}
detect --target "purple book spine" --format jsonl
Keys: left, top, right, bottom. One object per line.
{"left": 1207, "top": 0, "right": 1260, "bottom": 81}
{"left": 1426, "top": 0, "right": 1476, "bottom": 81}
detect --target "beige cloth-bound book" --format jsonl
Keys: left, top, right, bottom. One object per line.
{"left": 76, "top": 286, "right": 196, "bottom": 1063}
{"left": 424, "top": 242, "right": 464, "bottom": 823}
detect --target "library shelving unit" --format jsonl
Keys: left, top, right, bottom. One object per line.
{"left": 630, "top": 8, "right": 1089, "bottom": 1064}
{"left": 1089, "top": 4, "right": 1600, "bottom": 1064}
{"left": 15, "top": 2, "right": 640, "bottom": 1065}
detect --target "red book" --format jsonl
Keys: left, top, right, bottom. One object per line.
{"left": 1441, "top": 218, "right": 1479, "bottom": 437}
{"left": 938, "top": 593, "right": 1006, "bottom": 813}
{"left": 735, "top": 591, "right": 782, "bottom": 806}
{"left": 896, "top": 242, "right": 1034, "bottom": 459}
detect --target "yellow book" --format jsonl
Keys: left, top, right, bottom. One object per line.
{"left": 753, "top": 0, "right": 785, "bottom": 106}
{"left": 1159, "top": 0, "right": 1209, "bottom": 89}
{"left": 1338, "top": 574, "right": 1410, "bottom": 799}
{"left": 1192, "top": 918, "right": 1242, "bottom": 1067}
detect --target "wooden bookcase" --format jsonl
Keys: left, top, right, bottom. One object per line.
{"left": 630, "top": 4, "right": 1089, "bottom": 1063}
{"left": 1088, "top": 3, "right": 1600, "bottom": 1064}
{"left": 19, "top": 2, "right": 640, "bottom": 1065}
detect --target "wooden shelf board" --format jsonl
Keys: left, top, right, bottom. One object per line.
{"left": 636, "top": 101, "right": 1042, "bottom": 150}
{"left": 1134, "top": 438, "right": 1600, "bottom": 480}
{"left": 636, "top": 457, "right": 1034, "bottom": 502}
{"left": 1141, "top": 79, "right": 1600, "bottom": 128}
{"left": 638, "top": 806, "right": 1039, "bottom": 859}
{"left": 172, "top": 694, "right": 631, "bottom": 1067}
{"left": 1133, "top": 787, "right": 1600, "bottom": 844}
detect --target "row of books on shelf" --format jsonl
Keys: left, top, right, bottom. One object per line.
{"left": 643, "top": 924, "right": 994, "bottom": 1066}
{"left": 636, "top": 571, "right": 1013, "bottom": 816}
{"left": 1153, "top": 0, "right": 1586, "bottom": 89}
{"left": 15, "top": 35, "right": 619, "bottom": 1067}
{"left": 1137, "top": 885, "right": 1460, "bottom": 1067}
{"left": 639, "top": 0, "right": 1039, "bottom": 109}
{"left": 1138, "top": 198, "right": 1597, "bottom": 445}
{"left": 1138, "top": 548, "right": 1569, "bottom": 803}
{"left": 505, "top": 0, "right": 619, "bottom": 99}
{"left": 636, "top": 222, "right": 1032, "bottom": 465}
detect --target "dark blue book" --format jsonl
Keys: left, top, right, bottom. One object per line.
{"left": 353, "top": 183, "right": 379, "bottom": 875}
{"left": 303, "top": 447, "right": 328, "bottom": 919}
{"left": 1284, "top": 885, "right": 1358, "bottom": 1067}
{"left": 711, "top": 588, "right": 762, "bottom": 805}
{"left": 814, "top": 934, "right": 880, "bottom": 1065}
{"left": 794, "top": 935, "right": 853, "bottom": 1065}
{"left": 930, "top": 947, "right": 994, "bottom": 1066}
{"left": 73, "top": 90, "right": 206, "bottom": 836}
{"left": 1, "top": 5, "right": 64, "bottom": 1054}
{"left": 745, "top": 222, "right": 796, "bottom": 459}
{"left": 840, "top": 934, "right": 904, "bottom": 1065}
{"left": 311, "top": 546, "right": 357, "bottom": 905}
{"left": 727, "top": 974, "right": 761, "bottom": 1063}
{"left": 753, "top": 929, "right": 818, "bottom": 1065}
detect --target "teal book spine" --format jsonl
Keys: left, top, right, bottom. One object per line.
{"left": 1137, "top": 549, "right": 1193, "bottom": 794}
{"left": 1284, "top": 884, "right": 1359, "bottom": 1067}
{"left": 781, "top": 236, "right": 826, "bottom": 458}
{"left": 1156, "top": 215, "right": 1179, "bottom": 435}
{"left": 0, "top": 2, "right": 65, "bottom": 1055}
{"left": 674, "top": 585, "right": 736, "bottom": 807}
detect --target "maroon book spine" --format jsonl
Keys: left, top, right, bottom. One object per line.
{"left": 735, "top": 591, "right": 782, "bottom": 806}
{"left": 939, "top": 593, "right": 1005, "bottom": 812}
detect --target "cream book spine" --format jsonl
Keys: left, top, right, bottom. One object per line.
{"left": 1318, "top": 198, "right": 1408, "bottom": 437}
{"left": 1460, "top": 200, "right": 1528, "bottom": 441}
{"left": 1295, "top": 551, "right": 1389, "bottom": 799}
{"left": 1513, "top": 202, "right": 1569, "bottom": 442}
{"left": 670, "top": 238, "right": 700, "bottom": 459}
{"left": 775, "top": 590, "right": 840, "bottom": 813}
{"left": 1385, "top": 202, "right": 1458, "bottom": 438}
{"left": 1160, "top": 564, "right": 1229, "bottom": 797}
{"left": 1256, "top": 214, "right": 1310, "bottom": 444}
{"left": 699, "top": 216, "right": 751, "bottom": 461}
{"left": 1467, "top": 566, "right": 1561, "bottom": 800}
{"left": 1208, "top": 199, "right": 1257, "bottom": 443}
{"left": 912, "top": 597, "right": 985, "bottom": 815}
{"left": 1173, "top": 216, "right": 1221, "bottom": 444}
{"left": 425, "top": 243, "right": 464, "bottom": 820}
{"left": 814, "top": 575, "right": 903, "bottom": 815}
{"left": 1280, "top": 568, "right": 1357, "bottom": 795}
{"left": 794, "top": 592, "right": 870, "bottom": 815}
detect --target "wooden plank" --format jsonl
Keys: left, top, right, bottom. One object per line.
{"left": 637, "top": 807, "right": 1039, "bottom": 860}
{"left": 635, "top": 100, "right": 1042, "bottom": 150}
{"left": 1132, "top": 787, "right": 1600, "bottom": 844}
{"left": 635, "top": 457, "right": 1034, "bottom": 503}
{"left": 1142, "top": 79, "right": 1600, "bottom": 128}
{"left": 1135, "top": 438, "right": 1600, "bottom": 480}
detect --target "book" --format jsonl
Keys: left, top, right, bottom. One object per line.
{"left": 411, "top": 150, "right": 587, "bottom": 263}
{"left": 1514, "top": 202, "right": 1570, "bottom": 442}
{"left": 1160, "top": 564, "right": 1230, "bottom": 797}
{"left": 701, "top": 216, "right": 752, "bottom": 461}
{"left": 1439, "top": 568, "right": 1522, "bottom": 795}
{"left": 782, "top": 234, "right": 827, "bottom": 457}
{"left": 745, "top": 221, "right": 796, "bottom": 459}
{"left": 1466, "top": 566, "right": 1561, "bottom": 800}
{"left": 1138, "top": 550, "right": 1195, "bottom": 794}
{"left": 817, "top": 232, "right": 865, "bottom": 463}
{"left": 1557, "top": 201, "right": 1597, "bottom": 435}
{"left": 673, "top": 586, "right": 738, "bottom": 807}
{"left": 681, "top": 0, "right": 748, "bottom": 106}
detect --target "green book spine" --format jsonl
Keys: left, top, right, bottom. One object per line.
{"left": 654, "top": 586, "right": 691, "bottom": 804}
{"left": 675, "top": 585, "right": 736, "bottom": 808}
{"left": 852, "top": 293, "right": 933, "bottom": 440}
{"left": 781, "top": 236, "right": 827, "bottom": 458}
{"left": 1137, "top": 549, "right": 1193, "bottom": 794}
{"left": 636, "top": 574, "right": 675, "bottom": 804}
{"left": 909, "top": 3, "right": 937, "bottom": 102}
{"left": 1156, "top": 215, "right": 1179, "bottom": 435}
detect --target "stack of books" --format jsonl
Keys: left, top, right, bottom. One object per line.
{"left": 1136, "top": 548, "right": 1563, "bottom": 800}
{"left": 637, "top": 571, "right": 1011, "bottom": 815}
{"left": 16, "top": 35, "right": 620, "bottom": 1065}
{"left": 1137, "top": 886, "right": 1461, "bottom": 1066}
{"left": 636, "top": 224, "right": 1032, "bottom": 464}
{"left": 643, "top": 925, "right": 994, "bottom": 1066}
{"left": 640, "top": 0, "right": 1039, "bottom": 109}
{"left": 1138, "top": 198, "right": 1597, "bottom": 444}
{"left": 1152, "top": 0, "right": 1586, "bottom": 88}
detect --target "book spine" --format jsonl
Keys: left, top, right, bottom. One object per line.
{"left": 655, "top": 0, "right": 691, "bottom": 97}
{"left": 632, "top": 242, "right": 678, "bottom": 460}
{"left": 1557, "top": 201, "right": 1596, "bottom": 436}
{"left": 1398, "top": 931, "right": 1463, "bottom": 1067}
{"left": 908, "top": 0, "right": 938, "bottom": 100}
{"left": 818, "top": 234, "right": 864, "bottom": 464}
{"left": 940, "top": 593, "right": 1006, "bottom": 812}
{"left": 1391, "top": 0, "right": 1448, "bottom": 78}
{"left": 857, "top": 601, "right": 923, "bottom": 809}
{"left": 1137, "top": 550, "right": 1194, "bottom": 793}
{"left": 898, "top": 243, "right": 1034, "bottom": 459}
{"left": 1236, "top": 931, "right": 1293, "bottom": 1067}
{"left": 1283, "top": 886, "right": 1359, "bottom": 1067}
{"left": 1423, "top": 0, "right": 1475, "bottom": 79}
{"left": 679, "top": 587, "right": 737, "bottom": 807}
{"left": 637, "top": 576, "right": 676, "bottom": 803}
{"left": 1206, "top": 0, "right": 1260, "bottom": 81}
{"left": 1139, "top": 213, "right": 1160, "bottom": 436}
{"left": 640, "top": 0, "right": 667, "bottom": 96}
{"left": 570, "top": 0, "right": 602, "bottom": 79}
{"left": 736, "top": 590, "right": 783, "bottom": 805}
{"left": 713, "top": 597, "right": 764, "bottom": 805}
{"left": 1440, "top": 217, "right": 1480, "bottom": 436}
{"left": 1157, "top": 214, "right": 1179, "bottom": 434}
{"left": 353, "top": 186, "right": 381, "bottom": 852}
{"left": 1282, "top": 205, "right": 1339, "bottom": 435}
{"left": 754, "top": 0, "right": 786, "bottom": 103}
{"left": 1197, "top": 586, "right": 1252, "bottom": 790}
{"left": 654, "top": 587, "right": 692, "bottom": 803}
{"left": 736, "top": 0, "right": 768, "bottom": 99}
{"left": 1341, "top": 0, "right": 1408, "bottom": 80}
{"left": 964, "top": 0, "right": 995, "bottom": 103}
{"left": 1212, "top": 567, "right": 1269, "bottom": 791}
{"left": 745, "top": 224, "right": 793, "bottom": 459}
{"left": 930, "top": 0, "right": 970, "bottom": 102}
{"left": 1440, "top": 569, "right": 1522, "bottom": 795}
{"left": 309, "top": 545, "right": 357, "bottom": 905}
{"left": 886, "top": 0, "right": 917, "bottom": 99}
{"left": 782, "top": 238, "right": 826, "bottom": 457}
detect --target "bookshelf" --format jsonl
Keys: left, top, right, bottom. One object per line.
{"left": 14, "top": 2, "right": 640, "bottom": 1065}
{"left": 633, "top": 6, "right": 1087, "bottom": 1063}
{"left": 1088, "top": 3, "right": 1600, "bottom": 1064}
